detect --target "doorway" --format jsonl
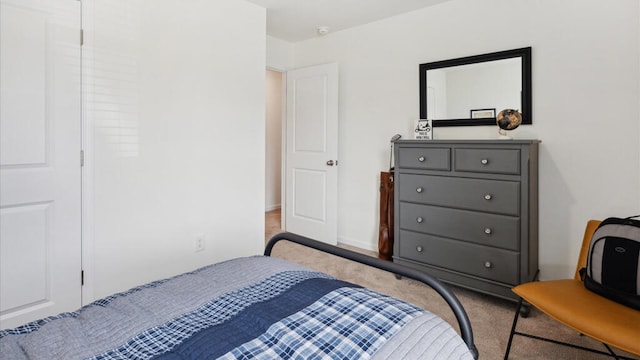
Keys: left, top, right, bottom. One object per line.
{"left": 265, "top": 69, "right": 283, "bottom": 241}
{"left": 264, "top": 64, "right": 339, "bottom": 244}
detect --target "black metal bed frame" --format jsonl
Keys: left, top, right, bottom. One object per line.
{"left": 264, "top": 232, "right": 479, "bottom": 359}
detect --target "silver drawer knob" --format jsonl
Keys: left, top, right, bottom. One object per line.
{"left": 484, "top": 194, "right": 492, "bottom": 200}
{"left": 484, "top": 261, "right": 493, "bottom": 269}
{"left": 416, "top": 216, "right": 423, "bottom": 223}
{"left": 416, "top": 187, "right": 423, "bottom": 193}
{"left": 416, "top": 245, "right": 423, "bottom": 252}
{"left": 481, "top": 159, "right": 489, "bottom": 165}
{"left": 418, "top": 156, "right": 425, "bottom": 162}
{"left": 484, "top": 228, "right": 492, "bottom": 235}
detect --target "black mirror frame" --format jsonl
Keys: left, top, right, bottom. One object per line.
{"left": 420, "top": 47, "right": 532, "bottom": 127}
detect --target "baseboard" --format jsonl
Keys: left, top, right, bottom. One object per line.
{"left": 265, "top": 204, "right": 281, "bottom": 212}
{"left": 337, "top": 235, "right": 377, "bottom": 253}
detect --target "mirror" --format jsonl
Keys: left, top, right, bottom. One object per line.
{"left": 420, "top": 47, "right": 531, "bottom": 127}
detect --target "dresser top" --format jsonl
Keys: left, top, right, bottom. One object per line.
{"left": 394, "top": 139, "right": 540, "bottom": 145}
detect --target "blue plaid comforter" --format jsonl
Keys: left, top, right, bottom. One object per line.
{"left": 0, "top": 256, "right": 473, "bottom": 360}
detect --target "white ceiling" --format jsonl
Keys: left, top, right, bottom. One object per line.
{"left": 245, "top": 0, "right": 452, "bottom": 42}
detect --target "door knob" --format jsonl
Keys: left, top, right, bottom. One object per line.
{"left": 326, "top": 160, "right": 336, "bottom": 166}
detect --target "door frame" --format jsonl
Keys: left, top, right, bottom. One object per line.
{"left": 266, "top": 63, "right": 339, "bottom": 241}
{"left": 80, "top": 0, "right": 94, "bottom": 304}
{"left": 266, "top": 65, "right": 287, "bottom": 231}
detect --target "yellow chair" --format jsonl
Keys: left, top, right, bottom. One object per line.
{"left": 504, "top": 220, "right": 640, "bottom": 359}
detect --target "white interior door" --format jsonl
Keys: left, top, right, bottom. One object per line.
{"left": 0, "top": 0, "right": 82, "bottom": 329}
{"left": 285, "top": 63, "right": 338, "bottom": 244}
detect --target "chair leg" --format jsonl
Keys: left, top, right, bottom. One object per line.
{"left": 503, "top": 298, "right": 637, "bottom": 360}
{"left": 602, "top": 343, "right": 637, "bottom": 360}
{"left": 504, "top": 298, "right": 524, "bottom": 359}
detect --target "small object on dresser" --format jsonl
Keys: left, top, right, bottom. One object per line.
{"left": 414, "top": 119, "right": 432, "bottom": 140}
{"left": 496, "top": 109, "right": 522, "bottom": 139}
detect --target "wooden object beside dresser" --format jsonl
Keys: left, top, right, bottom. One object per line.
{"left": 393, "top": 140, "right": 539, "bottom": 301}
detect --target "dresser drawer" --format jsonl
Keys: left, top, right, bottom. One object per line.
{"left": 397, "top": 147, "right": 450, "bottom": 171}
{"left": 399, "top": 202, "right": 520, "bottom": 251}
{"left": 398, "top": 174, "right": 520, "bottom": 216}
{"left": 455, "top": 148, "right": 520, "bottom": 174}
{"left": 399, "top": 230, "right": 520, "bottom": 285}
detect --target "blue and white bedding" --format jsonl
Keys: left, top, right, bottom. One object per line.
{"left": 0, "top": 256, "right": 473, "bottom": 359}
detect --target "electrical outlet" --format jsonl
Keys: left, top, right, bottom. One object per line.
{"left": 194, "top": 233, "right": 205, "bottom": 252}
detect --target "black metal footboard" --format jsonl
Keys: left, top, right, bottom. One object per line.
{"left": 264, "top": 232, "right": 478, "bottom": 359}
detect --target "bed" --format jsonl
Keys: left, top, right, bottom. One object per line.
{"left": 0, "top": 232, "right": 478, "bottom": 359}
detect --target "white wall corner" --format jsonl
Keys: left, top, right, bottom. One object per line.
{"left": 267, "top": 35, "right": 295, "bottom": 71}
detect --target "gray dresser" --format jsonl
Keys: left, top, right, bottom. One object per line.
{"left": 393, "top": 140, "right": 539, "bottom": 301}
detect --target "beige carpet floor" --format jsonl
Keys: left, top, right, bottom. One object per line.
{"left": 265, "top": 210, "right": 639, "bottom": 359}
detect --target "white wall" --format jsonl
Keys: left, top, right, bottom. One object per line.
{"left": 265, "top": 70, "right": 282, "bottom": 211}
{"left": 84, "top": 0, "right": 266, "bottom": 300}
{"left": 286, "top": 0, "right": 640, "bottom": 280}
{"left": 267, "top": 35, "right": 294, "bottom": 71}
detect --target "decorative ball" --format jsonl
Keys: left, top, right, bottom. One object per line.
{"left": 496, "top": 109, "right": 522, "bottom": 131}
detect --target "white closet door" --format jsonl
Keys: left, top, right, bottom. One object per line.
{"left": 285, "top": 63, "right": 339, "bottom": 244}
{"left": 0, "top": 0, "right": 82, "bottom": 329}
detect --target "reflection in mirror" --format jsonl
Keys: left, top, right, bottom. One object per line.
{"left": 427, "top": 58, "right": 521, "bottom": 119}
{"left": 420, "top": 47, "right": 531, "bottom": 127}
